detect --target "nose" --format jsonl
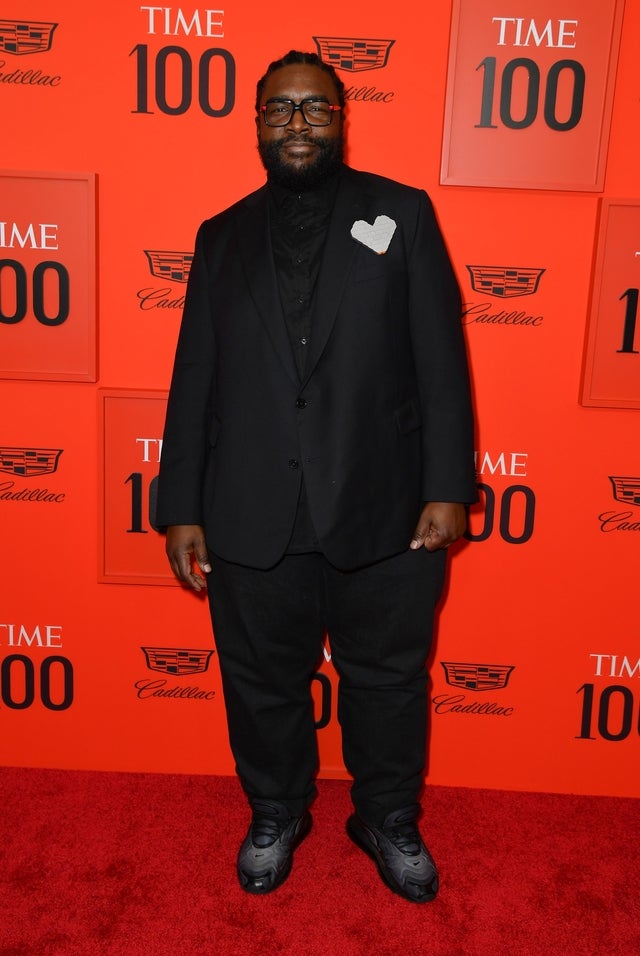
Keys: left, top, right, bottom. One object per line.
{"left": 288, "top": 104, "right": 310, "bottom": 131}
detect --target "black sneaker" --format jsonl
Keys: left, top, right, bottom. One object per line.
{"left": 237, "top": 799, "right": 312, "bottom": 894}
{"left": 347, "top": 804, "right": 439, "bottom": 903}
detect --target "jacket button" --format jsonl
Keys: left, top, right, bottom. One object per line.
{"left": 288, "top": 458, "right": 299, "bottom": 469}
{"left": 296, "top": 398, "right": 307, "bottom": 409}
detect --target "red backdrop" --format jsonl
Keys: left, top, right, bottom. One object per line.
{"left": 1, "top": 0, "right": 638, "bottom": 798}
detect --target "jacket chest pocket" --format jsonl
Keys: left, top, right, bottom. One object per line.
{"left": 394, "top": 398, "right": 421, "bottom": 435}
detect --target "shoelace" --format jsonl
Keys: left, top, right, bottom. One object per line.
{"left": 384, "top": 822, "right": 422, "bottom": 855}
{"left": 251, "top": 814, "right": 286, "bottom": 848}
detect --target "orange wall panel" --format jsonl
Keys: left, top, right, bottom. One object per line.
{"left": 1, "top": 1, "right": 638, "bottom": 797}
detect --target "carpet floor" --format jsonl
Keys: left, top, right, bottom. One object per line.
{"left": 0, "top": 768, "right": 638, "bottom": 955}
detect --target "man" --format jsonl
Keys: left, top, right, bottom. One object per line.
{"left": 156, "top": 50, "right": 477, "bottom": 903}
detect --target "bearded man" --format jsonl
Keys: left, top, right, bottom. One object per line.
{"left": 156, "top": 49, "right": 477, "bottom": 903}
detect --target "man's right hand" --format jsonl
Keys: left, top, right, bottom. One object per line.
{"left": 165, "top": 524, "right": 211, "bottom": 591}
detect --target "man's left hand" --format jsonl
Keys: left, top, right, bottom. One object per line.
{"left": 410, "top": 501, "right": 467, "bottom": 552}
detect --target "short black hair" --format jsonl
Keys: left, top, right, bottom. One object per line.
{"left": 255, "top": 50, "right": 346, "bottom": 111}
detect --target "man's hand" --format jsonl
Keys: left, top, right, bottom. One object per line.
{"left": 166, "top": 524, "right": 211, "bottom": 591}
{"left": 410, "top": 502, "right": 467, "bottom": 552}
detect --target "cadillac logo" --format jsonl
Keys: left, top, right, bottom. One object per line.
{"left": 441, "top": 661, "right": 515, "bottom": 692}
{"left": 313, "top": 36, "right": 395, "bottom": 72}
{"left": 141, "top": 646, "right": 214, "bottom": 676}
{"left": 0, "top": 447, "right": 63, "bottom": 477}
{"left": 0, "top": 20, "right": 58, "bottom": 55}
{"left": 144, "top": 250, "right": 193, "bottom": 284}
{"left": 466, "top": 265, "right": 545, "bottom": 298}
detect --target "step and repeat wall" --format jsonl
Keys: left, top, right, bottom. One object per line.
{"left": 1, "top": 0, "right": 638, "bottom": 797}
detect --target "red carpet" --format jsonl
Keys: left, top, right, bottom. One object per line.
{"left": 0, "top": 768, "right": 638, "bottom": 955}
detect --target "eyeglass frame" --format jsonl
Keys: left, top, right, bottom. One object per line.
{"left": 258, "top": 96, "right": 342, "bottom": 127}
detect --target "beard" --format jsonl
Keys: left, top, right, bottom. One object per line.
{"left": 258, "top": 132, "right": 344, "bottom": 190}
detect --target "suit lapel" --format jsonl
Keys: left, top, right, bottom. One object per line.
{"left": 302, "top": 170, "right": 364, "bottom": 386}
{"left": 236, "top": 171, "right": 366, "bottom": 389}
{"left": 237, "top": 187, "right": 299, "bottom": 387}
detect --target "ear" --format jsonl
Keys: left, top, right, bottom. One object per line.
{"left": 255, "top": 113, "right": 261, "bottom": 139}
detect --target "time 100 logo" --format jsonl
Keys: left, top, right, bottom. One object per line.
{"left": 131, "top": 7, "right": 235, "bottom": 117}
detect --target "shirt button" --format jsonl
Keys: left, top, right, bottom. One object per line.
{"left": 300, "top": 338, "right": 308, "bottom": 346}
{"left": 288, "top": 458, "right": 299, "bottom": 469}
{"left": 296, "top": 398, "right": 307, "bottom": 409}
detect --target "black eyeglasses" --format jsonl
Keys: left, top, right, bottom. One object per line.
{"left": 259, "top": 97, "right": 342, "bottom": 127}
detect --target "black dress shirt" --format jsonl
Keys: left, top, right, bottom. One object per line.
{"left": 268, "top": 172, "right": 340, "bottom": 552}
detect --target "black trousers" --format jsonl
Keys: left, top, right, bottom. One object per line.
{"left": 207, "top": 547, "right": 446, "bottom": 827}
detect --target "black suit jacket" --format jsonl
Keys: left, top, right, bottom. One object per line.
{"left": 156, "top": 166, "right": 477, "bottom": 570}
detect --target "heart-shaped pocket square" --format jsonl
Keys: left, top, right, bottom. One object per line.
{"left": 350, "top": 215, "right": 396, "bottom": 255}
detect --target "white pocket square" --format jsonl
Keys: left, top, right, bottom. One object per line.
{"left": 350, "top": 215, "right": 397, "bottom": 255}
